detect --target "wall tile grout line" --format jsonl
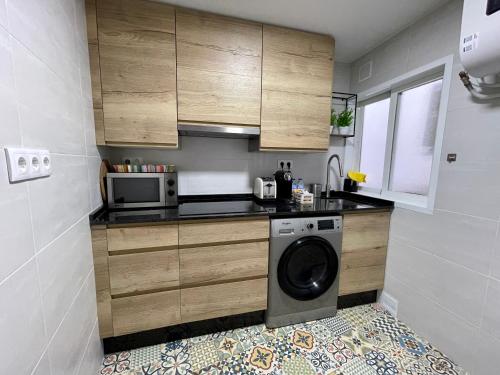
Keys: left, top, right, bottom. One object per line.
{"left": 75, "top": 319, "right": 100, "bottom": 375}
{"left": 385, "top": 273, "right": 479, "bottom": 332}
{"left": 390, "top": 233, "right": 494, "bottom": 279}
{"left": 435, "top": 207, "right": 500, "bottom": 224}
{"left": 27, "top": 269, "right": 95, "bottom": 375}
{"left": 0, "top": 208, "right": 97, "bottom": 288}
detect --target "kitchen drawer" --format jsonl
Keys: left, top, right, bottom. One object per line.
{"left": 339, "top": 243, "right": 387, "bottom": 296}
{"left": 180, "top": 241, "right": 268, "bottom": 286}
{"left": 342, "top": 212, "right": 390, "bottom": 253}
{"left": 107, "top": 224, "right": 178, "bottom": 254}
{"left": 112, "top": 290, "right": 181, "bottom": 336}
{"left": 109, "top": 249, "right": 179, "bottom": 296}
{"left": 339, "top": 260, "right": 386, "bottom": 296}
{"left": 181, "top": 278, "right": 267, "bottom": 322}
{"left": 179, "top": 218, "right": 269, "bottom": 247}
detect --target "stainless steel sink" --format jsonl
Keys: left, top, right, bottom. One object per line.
{"left": 319, "top": 197, "right": 371, "bottom": 210}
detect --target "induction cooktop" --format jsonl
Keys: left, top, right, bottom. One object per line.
{"left": 178, "top": 200, "right": 268, "bottom": 217}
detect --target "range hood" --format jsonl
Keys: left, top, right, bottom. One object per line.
{"left": 177, "top": 122, "right": 260, "bottom": 139}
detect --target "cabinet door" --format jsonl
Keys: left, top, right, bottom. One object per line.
{"left": 112, "top": 290, "right": 181, "bottom": 336}
{"left": 179, "top": 218, "right": 269, "bottom": 247}
{"left": 339, "top": 212, "right": 391, "bottom": 295}
{"left": 179, "top": 241, "right": 269, "bottom": 286}
{"left": 176, "top": 10, "right": 262, "bottom": 126}
{"left": 261, "top": 26, "right": 334, "bottom": 151}
{"left": 109, "top": 249, "right": 180, "bottom": 296}
{"left": 97, "top": 0, "right": 178, "bottom": 147}
{"left": 181, "top": 278, "right": 267, "bottom": 323}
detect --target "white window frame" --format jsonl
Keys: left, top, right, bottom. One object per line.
{"left": 353, "top": 55, "right": 453, "bottom": 214}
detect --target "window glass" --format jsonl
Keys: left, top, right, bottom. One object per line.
{"left": 359, "top": 98, "right": 390, "bottom": 190}
{"left": 389, "top": 79, "right": 443, "bottom": 195}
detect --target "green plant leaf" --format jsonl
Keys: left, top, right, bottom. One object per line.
{"left": 336, "top": 108, "right": 353, "bottom": 127}
{"left": 330, "top": 109, "right": 337, "bottom": 126}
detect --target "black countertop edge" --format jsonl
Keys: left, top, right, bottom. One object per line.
{"left": 89, "top": 191, "right": 393, "bottom": 226}
{"left": 326, "top": 191, "right": 394, "bottom": 208}
{"left": 180, "top": 191, "right": 394, "bottom": 207}
{"left": 89, "top": 207, "right": 268, "bottom": 226}
{"left": 178, "top": 193, "right": 255, "bottom": 203}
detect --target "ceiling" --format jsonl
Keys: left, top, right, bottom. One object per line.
{"left": 161, "top": 0, "right": 451, "bottom": 63}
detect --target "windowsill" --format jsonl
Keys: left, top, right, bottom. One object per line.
{"left": 353, "top": 189, "right": 434, "bottom": 215}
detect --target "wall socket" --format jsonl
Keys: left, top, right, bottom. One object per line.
{"left": 277, "top": 160, "right": 293, "bottom": 170}
{"left": 4, "top": 147, "right": 51, "bottom": 183}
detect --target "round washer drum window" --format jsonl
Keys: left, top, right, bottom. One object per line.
{"left": 277, "top": 236, "right": 339, "bottom": 301}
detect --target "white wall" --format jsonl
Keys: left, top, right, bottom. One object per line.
{"left": 106, "top": 63, "right": 352, "bottom": 195}
{"left": 0, "top": 1, "right": 102, "bottom": 374}
{"left": 351, "top": 1, "right": 500, "bottom": 374}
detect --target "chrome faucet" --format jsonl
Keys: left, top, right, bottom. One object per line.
{"left": 325, "top": 154, "right": 344, "bottom": 198}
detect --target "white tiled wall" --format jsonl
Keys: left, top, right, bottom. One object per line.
{"left": 0, "top": 0, "right": 102, "bottom": 374}
{"left": 351, "top": 1, "right": 500, "bottom": 373}
{"left": 106, "top": 63, "right": 352, "bottom": 195}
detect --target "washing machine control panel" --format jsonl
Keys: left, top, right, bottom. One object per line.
{"left": 271, "top": 216, "right": 342, "bottom": 237}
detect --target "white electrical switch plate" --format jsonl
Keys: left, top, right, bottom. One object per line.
{"left": 4, "top": 147, "right": 51, "bottom": 183}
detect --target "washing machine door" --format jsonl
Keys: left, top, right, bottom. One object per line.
{"left": 277, "top": 236, "right": 339, "bottom": 301}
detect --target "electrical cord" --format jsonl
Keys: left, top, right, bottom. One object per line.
{"left": 459, "top": 71, "right": 500, "bottom": 99}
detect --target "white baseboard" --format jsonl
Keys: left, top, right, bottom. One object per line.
{"left": 379, "top": 291, "right": 398, "bottom": 317}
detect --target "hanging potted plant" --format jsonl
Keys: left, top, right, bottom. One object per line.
{"left": 333, "top": 108, "right": 353, "bottom": 136}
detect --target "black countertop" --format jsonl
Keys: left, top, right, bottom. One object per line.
{"left": 89, "top": 192, "right": 393, "bottom": 226}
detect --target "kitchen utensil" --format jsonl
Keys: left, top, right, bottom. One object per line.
{"left": 343, "top": 178, "right": 358, "bottom": 192}
{"left": 99, "top": 159, "right": 112, "bottom": 203}
{"left": 309, "top": 183, "right": 322, "bottom": 198}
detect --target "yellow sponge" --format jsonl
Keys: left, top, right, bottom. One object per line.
{"left": 347, "top": 171, "right": 366, "bottom": 183}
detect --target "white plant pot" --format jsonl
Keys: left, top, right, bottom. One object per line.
{"left": 339, "top": 126, "right": 351, "bottom": 135}
{"left": 331, "top": 126, "right": 352, "bottom": 136}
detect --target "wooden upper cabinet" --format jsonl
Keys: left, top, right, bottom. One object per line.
{"left": 260, "top": 26, "right": 334, "bottom": 151}
{"left": 176, "top": 10, "right": 262, "bottom": 126}
{"left": 96, "top": 0, "right": 178, "bottom": 147}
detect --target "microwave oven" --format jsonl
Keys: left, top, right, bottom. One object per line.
{"left": 106, "top": 172, "right": 178, "bottom": 209}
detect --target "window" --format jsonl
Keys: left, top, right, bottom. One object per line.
{"left": 389, "top": 79, "right": 442, "bottom": 196}
{"left": 355, "top": 56, "right": 452, "bottom": 212}
{"left": 359, "top": 97, "right": 390, "bottom": 190}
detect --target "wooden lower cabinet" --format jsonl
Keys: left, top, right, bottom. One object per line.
{"left": 179, "top": 218, "right": 269, "bottom": 247}
{"left": 180, "top": 241, "right": 268, "bottom": 286}
{"left": 107, "top": 224, "right": 178, "bottom": 253}
{"left": 92, "top": 217, "right": 270, "bottom": 338}
{"left": 339, "top": 212, "right": 391, "bottom": 295}
{"left": 109, "top": 249, "right": 180, "bottom": 296}
{"left": 112, "top": 290, "right": 181, "bottom": 336}
{"left": 91, "top": 212, "right": 391, "bottom": 338}
{"left": 338, "top": 253, "right": 386, "bottom": 295}
{"left": 180, "top": 278, "right": 268, "bottom": 323}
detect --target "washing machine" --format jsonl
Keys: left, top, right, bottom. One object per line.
{"left": 266, "top": 215, "right": 342, "bottom": 328}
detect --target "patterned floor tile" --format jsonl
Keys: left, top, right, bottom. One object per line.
{"left": 189, "top": 340, "right": 220, "bottom": 372}
{"left": 282, "top": 355, "right": 316, "bottom": 375}
{"left": 322, "top": 315, "right": 352, "bottom": 337}
{"left": 128, "top": 345, "right": 163, "bottom": 370}
{"left": 338, "top": 304, "right": 379, "bottom": 328}
{"left": 336, "top": 356, "right": 377, "bottom": 375}
{"left": 99, "top": 304, "right": 469, "bottom": 375}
